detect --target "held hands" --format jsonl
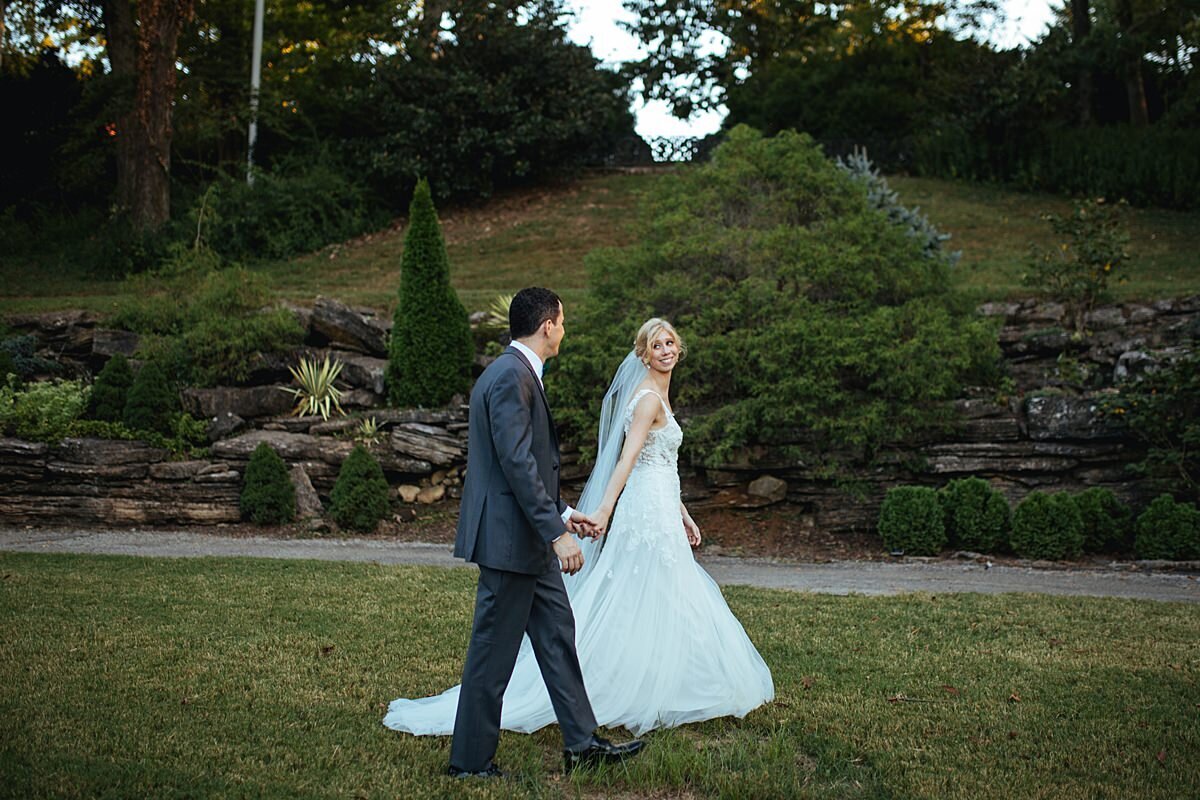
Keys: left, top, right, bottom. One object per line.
{"left": 567, "top": 509, "right": 605, "bottom": 540}
{"left": 553, "top": 534, "right": 584, "bottom": 575}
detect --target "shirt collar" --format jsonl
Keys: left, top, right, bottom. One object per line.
{"left": 510, "top": 340, "right": 544, "bottom": 386}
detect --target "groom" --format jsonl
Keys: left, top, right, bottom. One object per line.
{"left": 449, "top": 287, "right": 645, "bottom": 778}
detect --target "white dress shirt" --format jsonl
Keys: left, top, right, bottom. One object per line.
{"left": 509, "top": 339, "right": 575, "bottom": 529}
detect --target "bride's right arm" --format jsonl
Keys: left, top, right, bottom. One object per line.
{"left": 592, "top": 394, "right": 661, "bottom": 532}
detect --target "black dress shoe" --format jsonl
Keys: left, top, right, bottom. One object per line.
{"left": 563, "top": 735, "right": 646, "bottom": 771}
{"left": 446, "top": 762, "right": 506, "bottom": 779}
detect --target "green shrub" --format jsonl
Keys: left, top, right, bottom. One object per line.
{"left": 123, "top": 361, "right": 176, "bottom": 435}
{"left": 240, "top": 443, "right": 297, "bottom": 525}
{"left": 115, "top": 266, "right": 305, "bottom": 387}
{"left": 0, "top": 335, "right": 60, "bottom": 380}
{"left": 329, "top": 445, "right": 391, "bottom": 532}
{"left": 87, "top": 354, "right": 134, "bottom": 422}
{"left": 1011, "top": 492, "right": 1085, "bottom": 560}
{"left": 938, "top": 477, "right": 1010, "bottom": 553}
{"left": 549, "top": 126, "right": 1001, "bottom": 468}
{"left": 0, "top": 377, "right": 89, "bottom": 440}
{"left": 877, "top": 486, "right": 946, "bottom": 556}
{"left": 1134, "top": 495, "right": 1200, "bottom": 561}
{"left": 1109, "top": 351, "right": 1200, "bottom": 503}
{"left": 385, "top": 179, "right": 474, "bottom": 407}
{"left": 1023, "top": 198, "right": 1130, "bottom": 336}
{"left": 205, "top": 161, "right": 387, "bottom": 262}
{"left": 1074, "top": 488, "right": 1132, "bottom": 553}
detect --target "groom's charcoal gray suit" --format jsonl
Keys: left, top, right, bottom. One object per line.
{"left": 450, "top": 346, "right": 597, "bottom": 772}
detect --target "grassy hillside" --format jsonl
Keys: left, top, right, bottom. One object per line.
{"left": 1, "top": 170, "right": 1197, "bottom": 317}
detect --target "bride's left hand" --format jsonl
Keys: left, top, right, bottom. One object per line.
{"left": 683, "top": 515, "right": 702, "bottom": 547}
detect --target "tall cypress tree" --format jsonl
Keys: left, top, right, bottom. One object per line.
{"left": 386, "top": 179, "right": 474, "bottom": 407}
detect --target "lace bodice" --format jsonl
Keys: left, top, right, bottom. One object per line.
{"left": 622, "top": 389, "right": 682, "bottom": 470}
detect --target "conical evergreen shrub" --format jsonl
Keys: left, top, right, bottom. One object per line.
{"left": 385, "top": 179, "right": 474, "bottom": 407}
{"left": 329, "top": 444, "right": 391, "bottom": 532}
{"left": 87, "top": 354, "right": 134, "bottom": 422}
{"left": 240, "top": 442, "right": 296, "bottom": 525}
{"left": 123, "top": 360, "right": 177, "bottom": 435}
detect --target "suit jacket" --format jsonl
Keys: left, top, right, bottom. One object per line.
{"left": 454, "top": 346, "right": 566, "bottom": 574}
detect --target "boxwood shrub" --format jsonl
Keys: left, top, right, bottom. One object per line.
{"left": 878, "top": 486, "right": 946, "bottom": 556}
{"left": 938, "top": 477, "right": 1010, "bottom": 554}
{"left": 1011, "top": 492, "right": 1084, "bottom": 560}
{"left": 1134, "top": 495, "right": 1200, "bottom": 561}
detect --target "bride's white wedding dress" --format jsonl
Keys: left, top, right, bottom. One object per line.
{"left": 383, "top": 389, "right": 773, "bottom": 736}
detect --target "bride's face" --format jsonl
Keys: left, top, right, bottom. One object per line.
{"left": 646, "top": 330, "right": 679, "bottom": 374}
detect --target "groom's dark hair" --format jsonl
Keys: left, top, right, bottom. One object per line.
{"left": 509, "top": 287, "right": 562, "bottom": 340}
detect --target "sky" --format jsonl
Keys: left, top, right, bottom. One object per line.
{"left": 563, "top": 0, "right": 1063, "bottom": 139}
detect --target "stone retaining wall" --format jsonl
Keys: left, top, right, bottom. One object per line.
{"left": 2, "top": 296, "right": 1195, "bottom": 533}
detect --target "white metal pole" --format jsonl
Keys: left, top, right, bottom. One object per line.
{"left": 247, "top": 0, "right": 265, "bottom": 185}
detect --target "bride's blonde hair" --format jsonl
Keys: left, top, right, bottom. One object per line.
{"left": 634, "top": 318, "right": 687, "bottom": 364}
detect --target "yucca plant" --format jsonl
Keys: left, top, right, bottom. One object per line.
{"left": 281, "top": 355, "right": 345, "bottom": 420}
{"left": 355, "top": 415, "right": 381, "bottom": 446}
{"left": 486, "top": 293, "right": 514, "bottom": 330}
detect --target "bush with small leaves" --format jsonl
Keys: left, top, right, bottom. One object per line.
{"left": 240, "top": 443, "right": 296, "bottom": 525}
{"left": 0, "top": 377, "right": 89, "bottom": 440}
{"left": 123, "top": 361, "right": 177, "bottom": 435}
{"left": 87, "top": 354, "right": 134, "bottom": 422}
{"left": 329, "top": 445, "right": 391, "bottom": 532}
{"left": 1074, "top": 488, "right": 1133, "bottom": 553}
{"left": 877, "top": 486, "right": 946, "bottom": 556}
{"left": 938, "top": 477, "right": 1011, "bottom": 554}
{"left": 1011, "top": 492, "right": 1084, "bottom": 560}
{"left": 1134, "top": 495, "right": 1200, "bottom": 561}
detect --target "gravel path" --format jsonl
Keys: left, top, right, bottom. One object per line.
{"left": 2, "top": 527, "right": 1197, "bottom": 604}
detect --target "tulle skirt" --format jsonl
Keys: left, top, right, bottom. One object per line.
{"left": 383, "top": 463, "right": 774, "bottom": 736}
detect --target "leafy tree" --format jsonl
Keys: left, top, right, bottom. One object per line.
{"left": 240, "top": 442, "right": 296, "bottom": 525}
{"left": 329, "top": 445, "right": 391, "bottom": 532}
{"left": 342, "top": 0, "right": 635, "bottom": 204}
{"left": 385, "top": 179, "right": 474, "bottom": 407}
{"left": 87, "top": 354, "right": 134, "bottom": 422}
{"left": 549, "top": 126, "right": 1000, "bottom": 469}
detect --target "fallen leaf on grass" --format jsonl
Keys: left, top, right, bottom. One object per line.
{"left": 1008, "top": 731, "right": 1019, "bottom": 739}
{"left": 1157, "top": 749, "right": 1167, "bottom": 765}
{"left": 801, "top": 676, "right": 815, "bottom": 690}
{"left": 941, "top": 685, "right": 960, "bottom": 696}
{"left": 1008, "top": 692, "right": 1022, "bottom": 703}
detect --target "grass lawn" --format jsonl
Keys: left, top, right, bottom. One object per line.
{"left": 4, "top": 170, "right": 1197, "bottom": 319}
{"left": 890, "top": 176, "right": 1200, "bottom": 303}
{"left": 2, "top": 552, "right": 1197, "bottom": 799}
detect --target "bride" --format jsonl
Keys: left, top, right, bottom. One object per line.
{"left": 384, "top": 318, "right": 773, "bottom": 736}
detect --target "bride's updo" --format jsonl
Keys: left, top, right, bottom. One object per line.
{"left": 634, "top": 318, "right": 687, "bottom": 364}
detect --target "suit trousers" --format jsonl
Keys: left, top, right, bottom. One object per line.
{"left": 449, "top": 562, "right": 598, "bottom": 771}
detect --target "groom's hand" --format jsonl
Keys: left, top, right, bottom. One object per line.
{"left": 568, "top": 510, "right": 603, "bottom": 539}
{"left": 553, "top": 533, "right": 584, "bottom": 575}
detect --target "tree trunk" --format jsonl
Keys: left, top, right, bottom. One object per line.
{"left": 102, "top": 0, "right": 195, "bottom": 232}
{"left": 1114, "top": 0, "right": 1149, "bottom": 127}
{"left": 1070, "top": 0, "right": 1093, "bottom": 126}
{"left": 102, "top": 0, "right": 139, "bottom": 216}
